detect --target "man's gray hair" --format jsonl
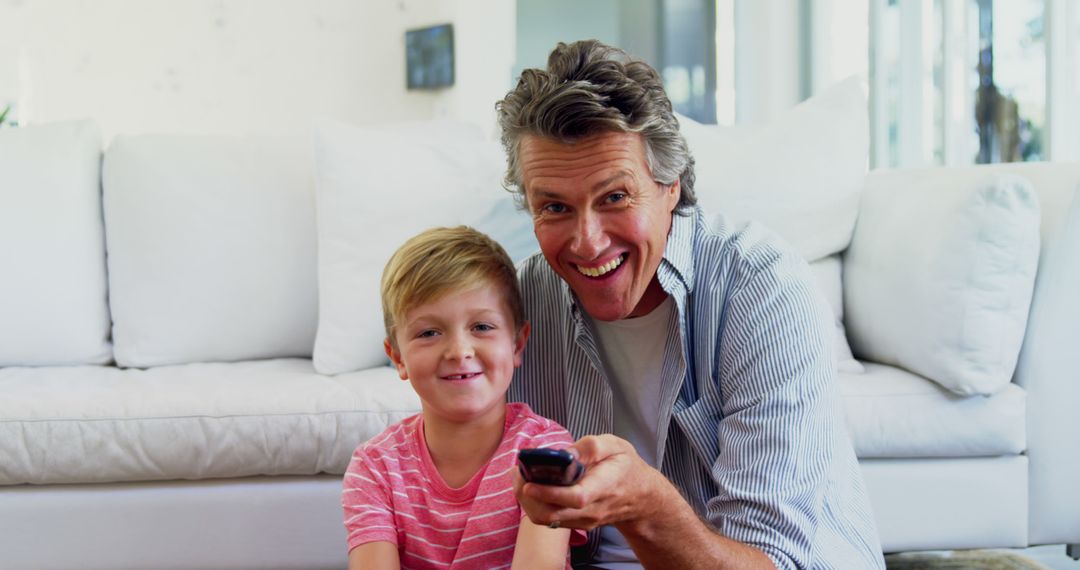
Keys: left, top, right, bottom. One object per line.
{"left": 495, "top": 40, "right": 697, "bottom": 212}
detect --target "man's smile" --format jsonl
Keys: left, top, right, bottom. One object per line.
{"left": 573, "top": 253, "right": 627, "bottom": 279}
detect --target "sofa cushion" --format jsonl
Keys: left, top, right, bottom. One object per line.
{"left": 103, "top": 135, "right": 319, "bottom": 367}
{"left": 312, "top": 120, "right": 506, "bottom": 375}
{"left": 844, "top": 170, "right": 1040, "bottom": 396}
{"left": 0, "top": 120, "right": 112, "bottom": 366}
{"left": 840, "top": 362, "right": 1025, "bottom": 458}
{"left": 0, "top": 359, "right": 420, "bottom": 485}
{"left": 678, "top": 76, "right": 868, "bottom": 262}
{"left": 679, "top": 79, "right": 868, "bottom": 375}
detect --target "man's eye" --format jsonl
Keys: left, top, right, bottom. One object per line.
{"left": 606, "top": 192, "right": 627, "bottom": 204}
{"left": 542, "top": 203, "right": 568, "bottom": 214}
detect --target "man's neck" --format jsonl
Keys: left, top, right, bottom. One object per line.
{"left": 628, "top": 276, "right": 670, "bottom": 318}
{"left": 422, "top": 406, "right": 506, "bottom": 488}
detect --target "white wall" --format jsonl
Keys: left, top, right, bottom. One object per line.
{"left": 0, "top": 0, "right": 514, "bottom": 141}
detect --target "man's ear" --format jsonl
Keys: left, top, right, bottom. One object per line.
{"left": 384, "top": 339, "right": 408, "bottom": 381}
{"left": 665, "top": 178, "right": 681, "bottom": 212}
{"left": 512, "top": 321, "right": 531, "bottom": 368}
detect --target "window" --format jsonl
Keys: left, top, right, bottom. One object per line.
{"left": 869, "top": 0, "right": 1076, "bottom": 167}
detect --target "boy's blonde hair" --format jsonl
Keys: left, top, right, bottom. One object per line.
{"left": 381, "top": 226, "right": 524, "bottom": 350}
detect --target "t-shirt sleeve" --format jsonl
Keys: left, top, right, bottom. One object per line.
{"left": 524, "top": 415, "right": 588, "bottom": 547}
{"left": 341, "top": 447, "right": 399, "bottom": 552}
{"left": 527, "top": 418, "right": 576, "bottom": 450}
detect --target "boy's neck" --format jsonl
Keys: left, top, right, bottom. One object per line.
{"left": 422, "top": 405, "right": 508, "bottom": 489}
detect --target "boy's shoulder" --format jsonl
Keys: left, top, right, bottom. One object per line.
{"left": 356, "top": 412, "right": 421, "bottom": 456}
{"left": 505, "top": 403, "right": 574, "bottom": 447}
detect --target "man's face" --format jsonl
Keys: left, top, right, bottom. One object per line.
{"left": 519, "top": 132, "right": 680, "bottom": 321}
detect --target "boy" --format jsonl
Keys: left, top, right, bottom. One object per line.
{"left": 342, "top": 226, "right": 583, "bottom": 570}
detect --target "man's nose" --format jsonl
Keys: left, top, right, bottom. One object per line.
{"left": 570, "top": 211, "right": 609, "bottom": 260}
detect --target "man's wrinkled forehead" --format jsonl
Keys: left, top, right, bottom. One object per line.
{"left": 518, "top": 132, "right": 651, "bottom": 191}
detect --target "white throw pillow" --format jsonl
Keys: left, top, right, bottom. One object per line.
{"left": 678, "top": 76, "right": 869, "bottom": 262}
{"left": 312, "top": 120, "right": 507, "bottom": 375}
{"left": 844, "top": 169, "right": 1040, "bottom": 396}
{"left": 0, "top": 120, "right": 112, "bottom": 366}
{"left": 103, "top": 135, "right": 318, "bottom": 367}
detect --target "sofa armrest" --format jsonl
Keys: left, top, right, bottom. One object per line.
{"left": 1007, "top": 164, "right": 1080, "bottom": 545}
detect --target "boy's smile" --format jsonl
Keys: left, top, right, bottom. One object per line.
{"left": 385, "top": 282, "right": 529, "bottom": 426}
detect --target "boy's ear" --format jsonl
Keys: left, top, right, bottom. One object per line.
{"left": 512, "top": 321, "right": 531, "bottom": 368}
{"left": 384, "top": 339, "right": 408, "bottom": 381}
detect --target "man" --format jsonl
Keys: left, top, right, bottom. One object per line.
{"left": 498, "top": 40, "right": 884, "bottom": 569}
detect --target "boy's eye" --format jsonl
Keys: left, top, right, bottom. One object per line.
{"left": 473, "top": 323, "right": 495, "bottom": 332}
{"left": 416, "top": 330, "right": 439, "bottom": 339}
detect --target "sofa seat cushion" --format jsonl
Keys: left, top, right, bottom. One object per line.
{"left": 840, "top": 363, "right": 1025, "bottom": 458}
{"left": 0, "top": 359, "right": 420, "bottom": 485}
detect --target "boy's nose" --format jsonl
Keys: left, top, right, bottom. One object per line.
{"left": 443, "top": 334, "right": 475, "bottom": 360}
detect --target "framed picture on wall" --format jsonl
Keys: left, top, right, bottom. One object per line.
{"left": 406, "top": 23, "right": 454, "bottom": 90}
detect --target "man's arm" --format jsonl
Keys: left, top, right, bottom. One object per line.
{"left": 511, "top": 516, "right": 572, "bottom": 570}
{"left": 515, "top": 435, "right": 775, "bottom": 569}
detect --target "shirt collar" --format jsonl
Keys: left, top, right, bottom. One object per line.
{"left": 658, "top": 207, "right": 698, "bottom": 295}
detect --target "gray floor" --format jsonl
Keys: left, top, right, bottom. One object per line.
{"left": 1009, "top": 545, "right": 1080, "bottom": 569}
{"left": 886, "top": 545, "right": 1080, "bottom": 569}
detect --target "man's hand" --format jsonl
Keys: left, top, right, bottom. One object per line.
{"left": 513, "top": 434, "right": 666, "bottom": 531}
{"left": 513, "top": 434, "right": 776, "bottom": 569}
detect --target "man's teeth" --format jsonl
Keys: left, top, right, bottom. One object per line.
{"left": 576, "top": 255, "right": 624, "bottom": 278}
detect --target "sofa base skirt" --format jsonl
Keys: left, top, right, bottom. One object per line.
{"left": 0, "top": 475, "right": 348, "bottom": 570}
{"left": 0, "top": 457, "right": 1033, "bottom": 567}
{"left": 861, "top": 455, "right": 1029, "bottom": 553}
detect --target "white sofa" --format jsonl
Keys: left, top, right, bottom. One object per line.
{"left": 1, "top": 112, "right": 1079, "bottom": 570}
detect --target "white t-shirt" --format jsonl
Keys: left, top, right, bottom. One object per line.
{"left": 588, "top": 296, "right": 675, "bottom": 568}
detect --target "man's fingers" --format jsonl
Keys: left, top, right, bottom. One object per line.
{"left": 518, "top": 434, "right": 649, "bottom": 531}
{"left": 570, "top": 433, "right": 628, "bottom": 466}
{"left": 523, "top": 481, "right": 589, "bottom": 510}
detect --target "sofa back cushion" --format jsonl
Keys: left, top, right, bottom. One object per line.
{"left": 0, "top": 120, "right": 112, "bottom": 366}
{"left": 679, "top": 78, "right": 869, "bottom": 373}
{"left": 312, "top": 120, "right": 506, "bottom": 375}
{"left": 678, "top": 76, "right": 868, "bottom": 262}
{"left": 844, "top": 167, "right": 1041, "bottom": 396}
{"left": 103, "top": 135, "right": 317, "bottom": 367}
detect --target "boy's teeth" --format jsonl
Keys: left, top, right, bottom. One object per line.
{"left": 576, "top": 255, "right": 624, "bottom": 278}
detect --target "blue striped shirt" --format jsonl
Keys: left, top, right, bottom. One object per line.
{"left": 509, "top": 207, "right": 884, "bottom": 569}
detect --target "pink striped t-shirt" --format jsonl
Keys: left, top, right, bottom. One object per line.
{"left": 342, "top": 402, "right": 584, "bottom": 569}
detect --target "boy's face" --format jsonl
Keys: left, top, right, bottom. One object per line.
{"left": 385, "top": 281, "right": 529, "bottom": 427}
